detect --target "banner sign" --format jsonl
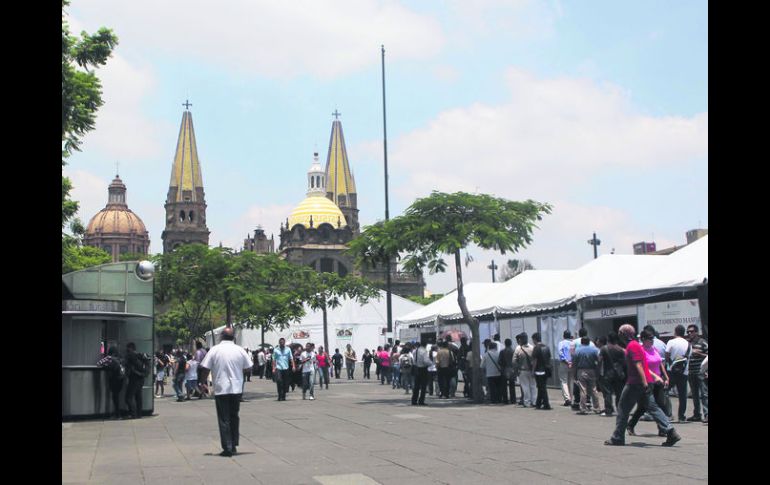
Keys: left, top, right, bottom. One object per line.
{"left": 292, "top": 330, "right": 310, "bottom": 340}
{"left": 336, "top": 328, "right": 353, "bottom": 340}
{"left": 584, "top": 305, "right": 637, "bottom": 320}
{"left": 642, "top": 299, "right": 700, "bottom": 336}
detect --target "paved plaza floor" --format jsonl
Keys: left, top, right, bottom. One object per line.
{"left": 62, "top": 377, "right": 708, "bottom": 484}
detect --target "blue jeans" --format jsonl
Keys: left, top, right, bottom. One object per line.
{"left": 611, "top": 384, "right": 672, "bottom": 444}
{"left": 688, "top": 373, "right": 708, "bottom": 418}
{"left": 302, "top": 372, "right": 314, "bottom": 397}
{"left": 392, "top": 365, "right": 401, "bottom": 388}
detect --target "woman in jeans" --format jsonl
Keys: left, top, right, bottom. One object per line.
{"left": 627, "top": 329, "right": 670, "bottom": 436}
{"left": 316, "top": 346, "right": 330, "bottom": 390}
{"left": 390, "top": 347, "right": 401, "bottom": 389}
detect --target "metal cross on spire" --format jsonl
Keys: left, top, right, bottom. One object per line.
{"left": 183, "top": 99, "right": 192, "bottom": 110}
{"left": 332, "top": 109, "right": 341, "bottom": 120}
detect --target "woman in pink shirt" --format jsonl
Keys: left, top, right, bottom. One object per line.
{"left": 627, "top": 329, "right": 669, "bottom": 437}
{"left": 316, "top": 346, "right": 330, "bottom": 390}
{"left": 378, "top": 345, "right": 391, "bottom": 385}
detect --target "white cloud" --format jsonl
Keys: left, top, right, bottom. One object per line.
{"left": 389, "top": 67, "right": 707, "bottom": 202}
{"left": 76, "top": 53, "right": 170, "bottom": 161}
{"left": 71, "top": 0, "right": 444, "bottom": 80}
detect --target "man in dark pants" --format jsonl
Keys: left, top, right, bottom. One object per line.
{"left": 665, "top": 325, "right": 690, "bottom": 422}
{"left": 200, "top": 327, "right": 253, "bottom": 457}
{"left": 272, "top": 338, "right": 295, "bottom": 401}
{"left": 685, "top": 325, "right": 708, "bottom": 423}
{"left": 498, "top": 338, "right": 517, "bottom": 405}
{"left": 411, "top": 341, "right": 430, "bottom": 405}
{"left": 124, "top": 342, "right": 145, "bottom": 419}
{"left": 332, "top": 348, "right": 343, "bottom": 379}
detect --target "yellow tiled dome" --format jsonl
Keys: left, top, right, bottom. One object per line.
{"left": 288, "top": 195, "right": 347, "bottom": 229}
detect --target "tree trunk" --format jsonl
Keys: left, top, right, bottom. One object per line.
{"left": 323, "top": 302, "right": 329, "bottom": 353}
{"left": 455, "top": 249, "right": 483, "bottom": 403}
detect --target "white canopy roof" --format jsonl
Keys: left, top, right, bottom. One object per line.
{"left": 395, "top": 282, "right": 498, "bottom": 326}
{"left": 396, "top": 236, "right": 708, "bottom": 323}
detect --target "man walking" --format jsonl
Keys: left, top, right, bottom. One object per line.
{"left": 573, "top": 335, "right": 602, "bottom": 414}
{"left": 345, "top": 344, "right": 357, "bottom": 380}
{"left": 686, "top": 325, "right": 708, "bottom": 423}
{"left": 665, "top": 325, "right": 690, "bottom": 422}
{"left": 272, "top": 338, "right": 295, "bottom": 401}
{"left": 411, "top": 341, "right": 430, "bottom": 406}
{"left": 605, "top": 324, "right": 681, "bottom": 447}
{"left": 332, "top": 348, "right": 343, "bottom": 379}
{"left": 199, "top": 327, "right": 253, "bottom": 457}
{"left": 300, "top": 343, "right": 317, "bottom": 400}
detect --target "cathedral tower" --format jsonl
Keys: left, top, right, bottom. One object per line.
{"left": 325, "top": 112, "right": 359, "bottom": 234}
{"left": 161, "top": 102, "right": 210, "bottom": 253}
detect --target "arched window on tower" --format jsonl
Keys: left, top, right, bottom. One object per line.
{"left": 179, "top": 210, "right": 186, "bottom": 222}
{"left": 189, "top": 211, "right": 194, "bottom": 222}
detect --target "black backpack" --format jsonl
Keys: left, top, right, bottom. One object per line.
{"left": 109, "top": 357, "right": 126, "bottom": 381}
{"left": 132, "top": 352, "right": 152, "bottom": 378}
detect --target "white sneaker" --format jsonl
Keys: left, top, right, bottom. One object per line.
{"left": 309, "top": 396, "right": 315, "bottom": 400}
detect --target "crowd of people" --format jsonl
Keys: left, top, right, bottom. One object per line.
{"left": 96, "top": 322, "right": 706, "bottom": 453}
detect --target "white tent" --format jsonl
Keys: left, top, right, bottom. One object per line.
{"left": 206, "top": 290, "right": 423, "bottom": 357}
{"left": 395, "top": 236, "right": 708, "bottom": 324}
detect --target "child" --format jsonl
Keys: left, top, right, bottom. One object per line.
{"left": 185, "top": 356, "right": 199, "bottom": 401}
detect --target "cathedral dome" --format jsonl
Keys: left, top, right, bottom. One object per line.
{"left": 288, "top": 195, "right": 347, "bottom": 229}
{"left": 86, "top": 207, "right": 148, "bottom": 235}
{"left": 83, "top": 175, "right": 150, "bottom": 260}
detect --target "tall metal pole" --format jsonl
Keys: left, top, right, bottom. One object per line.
{"left": 382, "top": 45, "right": 393, "bottom": 344}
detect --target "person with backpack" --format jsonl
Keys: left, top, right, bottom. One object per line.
{"left": 97, "top": 346, "right": 126, "bottom": 419}
{"left": 514, "top": 333, "right": 536, "bottom": 407}
{"left": 399, "top": 345, "right": 414, "bottom": 394}
{"left": 597, "top": 333, "right": 626, "bottom": 416}
{"left": 124, "top": 342, "right": 147, "bottom": 419}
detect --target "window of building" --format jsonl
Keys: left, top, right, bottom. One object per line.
{"left": 179, "top": 210, "right": 185, "bottom": 222}
{"left": 102, "top": 245, "right": 112, "bottom": 254}
{"left": 119, "top": 245, "right": 128, "bottom": 254}
{"left": 320, "top": 258, "right": 334, "bottom": 274}
{"left": 189, "top": 211, "right": 194, "bottom": 222}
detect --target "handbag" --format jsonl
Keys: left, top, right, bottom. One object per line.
{"left": 668, "top": 344, "right": 691, "bottom": 377}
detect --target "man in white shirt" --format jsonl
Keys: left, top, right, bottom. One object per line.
{"left": 200, "top": 327, "right": 253, "bottom": 457}
{"left": 514, "top": 333, "right": 537, "bottom": 407}
{"left": 665, "top": 324, "right": 691, "bottom": 422}
{"left": 300, "top": 343, "right": 318, "bottom": 400}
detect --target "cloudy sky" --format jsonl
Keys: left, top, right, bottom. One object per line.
{"left": 64, "top": 0, "right": 708, "bottom": 294}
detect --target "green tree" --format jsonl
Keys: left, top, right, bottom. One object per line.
{"left": 305, "top": 272, "right": 381, "bottom": 352}
{"left": 349, "top": 191, "right": 551, "bottom": 403}
{"left": 155, "top": 244, "right": 230, "bottom": 346}
{"left": 62, "top": 0, "right": 118, "bottom": 229}
{"left": 500, "top": 259, "right": 535, "bottom": 282}
{"left": 62, "top": 217, "right": 111, "bottom": 273}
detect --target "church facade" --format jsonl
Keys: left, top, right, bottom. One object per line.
{"left": 278, "top": 117, "right": 424, "bottom": 298}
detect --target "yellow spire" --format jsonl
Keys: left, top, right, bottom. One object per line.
{"left": 325, "top": 117, "right": 356, "bottom": 207}
{"left": 169, "top": 108, "right": 204, "bottom": 202}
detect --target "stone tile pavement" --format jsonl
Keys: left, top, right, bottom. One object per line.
{"left": 62, "top": 377, "right": 708, "bottom": 484}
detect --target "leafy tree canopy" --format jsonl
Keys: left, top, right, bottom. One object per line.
{"left": 61, "top": 0, "right": 118, "bottom": 230}
{"left": 348, "top": 191, "right": 551, "bottom": 402}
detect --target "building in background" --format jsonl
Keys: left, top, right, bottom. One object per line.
{"left": 633, "top": 228, "right": 708, "bottom": 256}
{"left": 161, "top": 105, "right": 210, "bottom": 253}
{"left": 243, "top": 226, "right": 275, "bottom": 254}
{"left": 84, "top": 174, "right": 150, "bottom": 261}
{"left": 278, "top": 116, "right": 424, "bottom": 297}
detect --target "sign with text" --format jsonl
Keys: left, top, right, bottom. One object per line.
{"left": 583, "top": 305, "right": 637, "bottom": 320}
{"left": 62, "top": 299, "right": 125, "bottom": 313}
{"left": 642, "top": 299, "right": 700, "bottom": 336}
